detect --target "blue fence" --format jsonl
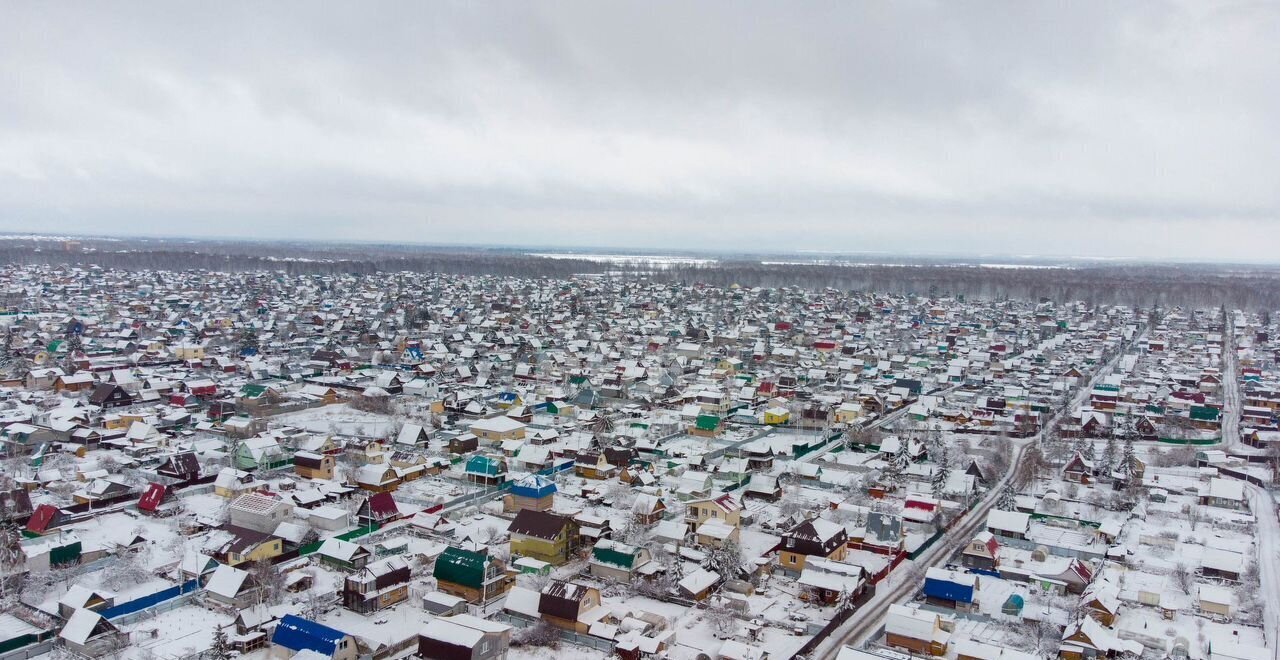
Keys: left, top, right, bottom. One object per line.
{"left": 101, "top": 579, "right": 200, "bottom": 619}
{"left": 538, "top": 460, "right": 575, "bottom": 476}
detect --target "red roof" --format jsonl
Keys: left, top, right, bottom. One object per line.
{"left": 367, "top": 492, "right": 399, "bottom": 519}
{"left": 138, "top": 483, "right": 168, "bottom": 512}
{"left": 26, "top": 503, "right": 59, "bottom": 534}
{"left": 711, "top": 493, "right": 741, "bottom": 513}
{"left": 1069, "top": 558, "right": 1093, "bottom": 582}
{"left": 904, "top": 496, "right": 938, "bottom": 511}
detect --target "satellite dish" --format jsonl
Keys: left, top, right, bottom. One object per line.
{"left": 33, "top": 351, "right": 48, "bottom": 365}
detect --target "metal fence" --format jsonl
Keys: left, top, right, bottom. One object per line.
{"left": 100, "top": 578, "right": 200, "bottom": 620}
{"left": 0, "top": 638, "right": 55, "bottom": 660}
{"left": 105, "top": 591, "right": 203, "bottom": 626}
{"left": 492, "top": 612, "right": 617, "bottom": 653}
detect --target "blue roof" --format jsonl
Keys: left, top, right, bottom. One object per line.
{"left": 923, "top": 576, "right": 975, "bottom": 604}
{"left": 510, "top": 474, "right": 556, "bottom": 499}
{"left": 271, "top": 615, "right": 347, "bottom": 656}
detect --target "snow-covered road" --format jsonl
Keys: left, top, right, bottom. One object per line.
{"left": 1225, "top": 314, "right": 1278, "bottom": 657}
{"left": 1246, "top": 485, "right": 1280, "bottom": 659}
{"left": 1222, "top": 315, "right": 1242, "bottom": 449}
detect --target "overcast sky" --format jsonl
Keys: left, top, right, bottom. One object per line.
{"left": 2, "top": 2, "right": 1278, "bottom": 261}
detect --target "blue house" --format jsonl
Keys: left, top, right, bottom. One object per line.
{"left": 270, "top": 615, "right": 357, "bottom": 658}
{"left": 922, "top": 567, "right": 979, "bottom": 612}
{"left": 510, "top": 474, "right": 556, "bottom": 499}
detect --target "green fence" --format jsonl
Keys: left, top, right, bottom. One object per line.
{"left": 1156, "top": 436, "right": 1221, "bottom": 446}
{"left": 297, "top": 522, "right": 381, "bottom": 557}
{"left": 1030, "top": 512, "right": 1101, "bottom": 528}
{"left": 909, "top": 530, "right": 945, "bottom": 560}
{"left": 0, "top": 631, "right": 52, "bottom": 655}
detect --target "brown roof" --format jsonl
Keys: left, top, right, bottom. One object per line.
{"left": 223, "top": 524, "right": 275, "bottom": 554}
{"left": 538, "top": 581, "right": 593, "bottom": 620}
{"left": 507, "top": 509, "right": 570, "bottom": 540}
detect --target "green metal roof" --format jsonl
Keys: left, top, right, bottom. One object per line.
{"left": 591, "top": 544, "right": 635, "bottom": 569}
{"left": 433, "top": 546, "right": 487, "bottom": 589}
{"left": 465, "top": 455, "right": 503, "bottom": 476}
{"left": 1190, "top": 406, "right": 1220, "bottom": 422}
{"left": 239, "top": 384, "right": 267, "bottom": 398}
{"left": 695, "top": 414, "right": 720, "bottom": 431}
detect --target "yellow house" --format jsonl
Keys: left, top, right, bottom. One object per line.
{"left": 173, "top": 343, "right": 205, "bottom": 361}
{"left": 101, "top": 414, "right": 128, "bottom": 431}
{"left": 508, "top": 510, "right": 577, "bottom": 565}
{"left": 778, "top": 518, "right": 849, "bottom": 572}
{"left": 834, "top": 403, "right": 864, "bottom": 425}
{"left": 120, "top": 412, "right": 148, "bottom": 426}
{"left": 227, "top": 536, "right": 283, "bottom": 566}
{"left": 294, "top": 451, "right": 335, "bottom": 480}
{"left": 763, "top": 406, "right": 790, "bottom": 425}
{"left": 686, "top": 494, "right": 742, "bottom": 528}
{"left": 469, "top": 416, "right": 527, "bottom": 443}
{"left": 213, "top": 468, "right": 260, "bottom": 498}
{"left": 494, "top": 393, "right": 523, "bottom": 410}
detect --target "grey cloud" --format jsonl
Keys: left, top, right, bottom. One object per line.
{"left": 0, "top": 1, "right": 1277, "bottom": 260}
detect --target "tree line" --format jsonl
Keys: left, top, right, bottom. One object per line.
{"left": 1, "top": 238, "right": 1277, "bottom": 308}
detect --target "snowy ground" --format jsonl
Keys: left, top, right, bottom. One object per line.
{"left": 117, "top": 605, "right": 235, "bottom": 660}
{"left": 271, "top": 403, "right": 398, "bottom": 437}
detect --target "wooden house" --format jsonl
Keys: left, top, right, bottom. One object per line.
{"left": 537, "top": 581, "right": 602, "bottom": 633}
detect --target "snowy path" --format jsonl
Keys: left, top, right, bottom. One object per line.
{"left": 1222, "top": 316, "right": 1242, "bottom": 449}
{"left": 1224, "top": 315, "right": 1276, "bottom": 657}
{"left": 1246, "top": 485, "right": 1280, "bottom": 659}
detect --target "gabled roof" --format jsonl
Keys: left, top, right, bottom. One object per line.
{"left": 464, "top": 454, "right": 506, "bottom": 476}
{"left": 985, "top": 509, "right": 1030, "bottom": 534}
{"left": 508, "top": 509, "right": 570, "bottom": 540}
{"left": 206, "top": 564, "right": 251, "bottom": 599}
{"left": 137, "top": 483, "right": 169, "bottom": 512}
{"left": 421, "top": 615, "right": 509, "bottom": 648}
{"left": 26, "top": 503, "right": 61, "bottom": 534}
{"left": 317, "top": 538, "right": 368, "bottom": 563}
{"left": 590, "top": 539, "right": 642, "bottom": 569}
{"left": 60, "top": 609, "right": 117, "bottom": 645}
{"left": 786, "top": 517, "right": 846, "bottom": 543}
{"left": 271, "top": 615, "right": 348, "bottom": 655}
{"left": 363, "top": 491, "right": 398, "bottom": 518}
{"left": 433, "top": 546, "right": 491, "bottom": 589}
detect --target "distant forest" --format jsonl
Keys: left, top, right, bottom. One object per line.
{"left": 1, "top": 238, "right": 1277, "bottom": 309}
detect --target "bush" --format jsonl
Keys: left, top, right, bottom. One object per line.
{"left": 512, "top": 623, "right": 560, "bottom": 648}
